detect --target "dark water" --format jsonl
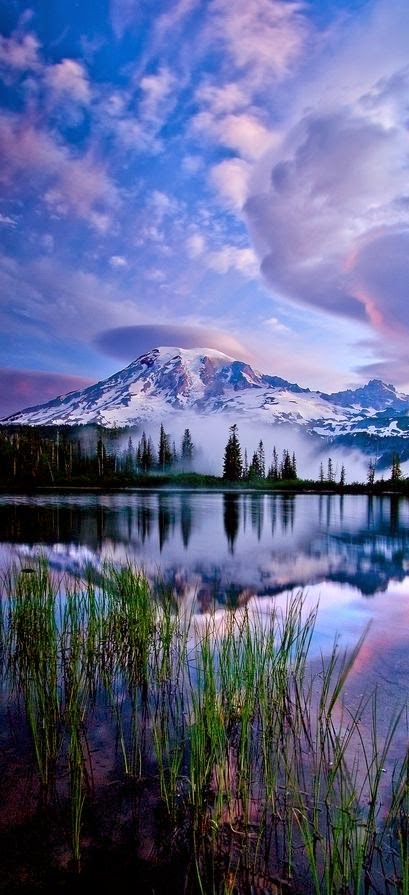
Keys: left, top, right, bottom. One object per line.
{"left": 1, "top": 490, "right": 409, "bottom": 892}
{"left": 1, "top": 489, "right": 409, "bottom": 673}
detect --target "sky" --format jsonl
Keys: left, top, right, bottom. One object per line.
{"left": 0, "top": 0, "right": 408, "bottom": 417}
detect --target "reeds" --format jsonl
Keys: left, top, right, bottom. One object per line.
{"left": 1, "top": 559, "right": 409, "bottom": 893}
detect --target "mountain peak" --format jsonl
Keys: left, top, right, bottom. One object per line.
{"left": 2, "top": 346, "right": 409, "bottom": 431}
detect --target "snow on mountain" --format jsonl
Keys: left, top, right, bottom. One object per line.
{"left": 2, "top": 348, "right": 409, "bottom": 453}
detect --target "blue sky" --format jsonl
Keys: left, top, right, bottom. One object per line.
{"left": 0, "top": 0, "right": 408, "bottom": 415}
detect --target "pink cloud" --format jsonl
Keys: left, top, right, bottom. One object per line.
{"left": 0, "top": 32, "right": 40, "bottom": 72}
{"left": 44, "top": 58, "right": 91, "bottom": 105}
{"left": 0, "top": 112, "right": 118, "bottom": 226}
{"left": 0, "top": 368, "right": 92, "bottom": 419}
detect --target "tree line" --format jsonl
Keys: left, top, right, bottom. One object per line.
{"left": 0, "top": 421, "right": 406, "bottom": 488}
{"left": 0, "top": 424, "right": 195, "bottom": 485}
{"left": 223, "top": 424, "right": 297, "bottom": 482}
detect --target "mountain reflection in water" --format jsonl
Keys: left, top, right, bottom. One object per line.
{"left": 0, "top": 491, "right": 408, "bottom": 603}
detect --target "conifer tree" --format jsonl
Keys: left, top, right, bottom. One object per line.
{"left": 367, "top": 459, "right": 375, "bottom": 486}
{"left": 340, "top": 464, "right": 346, "bottom": 487}
{"left": 243, "top": 448, "right": 249, "bottom": 480}
{"left": 319, "top": 462, "right": 324, "bottom": 483}
{"left": 327, "top": 457, "right": 333, "bottom": 483}
{"left": 267, "top": 446, "right": 279, "bottom": 481}
{"left": 158, "top": 424, "right": 172, "bottom": 471}
{"left": 257, "top": 440, "right": 265, "bottom": 478}
{"left": 223, "top": 424, "right": 243, "bottom": 481}
{"left": 181, "top": 428, "right": 194, "bottom": 462}
{"left": 391, "top": 453, "right": 402, "bottom": 481}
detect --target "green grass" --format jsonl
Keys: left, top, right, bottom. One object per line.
{"left": 1, "top": 560, "right": 408, "bottom": 892}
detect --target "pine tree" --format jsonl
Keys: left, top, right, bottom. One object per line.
{"left": 327, "top": 457, "right": 333, "bottom": 483}
{"left": 181, "top": 428, "right": 194, "bottom": 464}
{"left": 391, "top": 453, "right": 401, "bottom": 481}
{"left": 291, "top": 451, "right": 297, "bottom": 480}
{"left": 158, "top": 424, "right": 172, "bottom": 471}
{"left": 267, "top": 446, "right": 279, "bottom": 481}
{"left": 367, "top": 459, "right": 375, "bottom": 486}
{"left": 248, "top": 451, "right": 261, "bottom": 479}
{"left": 243, "top": 448, "right": 249, "bottom": 480}
{"left": 223, "top": 424, "right": 243, "bottom": 481}
{"left": 281, "top": 449, "right": 293, "bottom": 480}
{"left": 257, "top": 440, "right": 265, "bottom": 479}
{"left": 340, "top": 464, "right": 346, "bottom": 487}
{"left": 319, "top": 462, "right": 324, "bottom": 483}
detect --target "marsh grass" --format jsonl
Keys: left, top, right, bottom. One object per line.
{"left": 1, "top": 559, "right": 409, "bottom": 893}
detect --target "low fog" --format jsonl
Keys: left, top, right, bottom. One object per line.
{"left": 115, "top": 413, "right": 372, "bottom": 483}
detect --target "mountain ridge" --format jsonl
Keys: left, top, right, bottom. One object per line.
{"left": 2, "top": 348, "right": 409, "bottom": 461}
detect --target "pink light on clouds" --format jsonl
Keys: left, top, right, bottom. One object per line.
{"left": 0, "top": 368, "right": 92, "bottom": 419}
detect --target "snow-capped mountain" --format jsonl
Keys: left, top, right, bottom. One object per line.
{"left": 2, "top": 348, "right": 409, "bottom": 458}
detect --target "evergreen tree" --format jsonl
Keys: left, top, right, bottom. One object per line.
{"left": 257, "top": 440, "right": 265, "bottom": 479}
{"left": 223, "top": 424, "right": 243, "bottom": 481}
{"left": 292, "top": 451, "right": 297, "bottom": 480}
{"left": 267, "top": 446, "right": 279, "bottom": 481}
{"left": 248, "top": 450, "right": 262, "bottom": 479}
{"left": 158, "top": 424, "right": 172, "bottom": 471}
{"left": 340, "top": 464, "right": 346, "bottom": 487}
{"left": 391, "top": 453, "right": 402, "bottom": 481}
{"left": 181, "top": 428, "right": 194, "bottom": 464}
{"left": 319, "top": 462, "right": 324, "bottom": 483}
{"left": 327, "top": 457, "right": 333, "bottom": 483}
{"left": 281, "top": 449, "right": 295, "bottom": 480}
{"left": 367, "top": 459, "right": 375, "bottom": 486}
{"left": 243, "top": 448, "right": 249, "bottom": 480}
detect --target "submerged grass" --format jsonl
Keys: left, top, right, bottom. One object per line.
{"left": 1, "top": 559, "right": 408, "bottom": 893}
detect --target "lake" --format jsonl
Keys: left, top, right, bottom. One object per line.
{"left": 1, "top": 489, "right": 409, "bottom": 655}
{"left": 1, "top": 490, "right": 409, "bottom": 893}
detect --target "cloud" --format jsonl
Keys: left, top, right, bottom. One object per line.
{"left": 208, "top": 0, "right": 308, "bottom": 87}
{"left": 186, "top": 233, "right": 206, "bottom": 258}
{"left": 210, "top": 158, "right": 251, "bottom": 209}
{"left": 0, "top": 212, "right": 17, "bottom": 227}
{"left": 94, "top": 324, "right": 250, "bottom": 361}
{"left": 139, "top": 66, "right": 177, "bottom": 122}
{"left": 0, "top": 253, "right": 140, "bottom": 345}
{"left": 0, "top": 368, "right": 92, "bottom": 419}
{"left": 0, "top": 31, "right": 40, "bottom": 72}
{"left": 109, "top": 255, "right": 128, "bottom": 268}
{"left": 110, "top": 0, "right": 141, "bottom": 39}
{"left": 245, "top": 33, "right": 409, "bottom": 339}
{"left": 44, "top": 58, "right": 91, "bottom": 105}
{"left": 192, "top": 110, "right": 276, "bottom": 160}
{"left": 0, "top": 112, "right": 118, "bottom": 227}
{"left": 207, "top": 246, "right": 259, "bottom": 278}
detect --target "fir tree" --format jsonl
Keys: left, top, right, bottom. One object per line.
{"left": 181, "top": 428, "right": 194, "bottom": 463}
{"left": 223, "top": 424, "right": 243, "bottom": 481}
{"left": 319, "top": 462, "right": 324, "bottom": 483}
{"left": 327, "top": 457, "right": 333, "bottom": 483}
{"left": 243, "top": 448, "right": 249, "bottom": 479}
{"left": 267, "top": 446, "right": 279, "bottom": 481}
{"left": 257, "top": 440, "right": 265, "bottom": 478}
{"left": 158, "top": 424, "right": 172, "bottom": 471}
{"left": 367, "top": 459, "right": 375, "bottom": 486}
{"left": 391, "top": 453, "right": 402, "bottom": 481}
{"left": 340, "top": 464, "right": 346, "bottom": 487}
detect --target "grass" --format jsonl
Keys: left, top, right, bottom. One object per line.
{"left": 1, "top": 560, "right": 408, "bottom": 893}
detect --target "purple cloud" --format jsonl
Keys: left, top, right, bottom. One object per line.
{"left": 94, "top": 324, "right": 250, "bottom": 361}
{"left": 0, "top": 368, "right": 93, "bottom": 419}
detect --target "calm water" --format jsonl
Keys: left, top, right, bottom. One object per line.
{"left": 1, "top": 490, "right": 409, "bottom": 890}
{"left": 1, "top": 490, "right": 409, "bottom": 679}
